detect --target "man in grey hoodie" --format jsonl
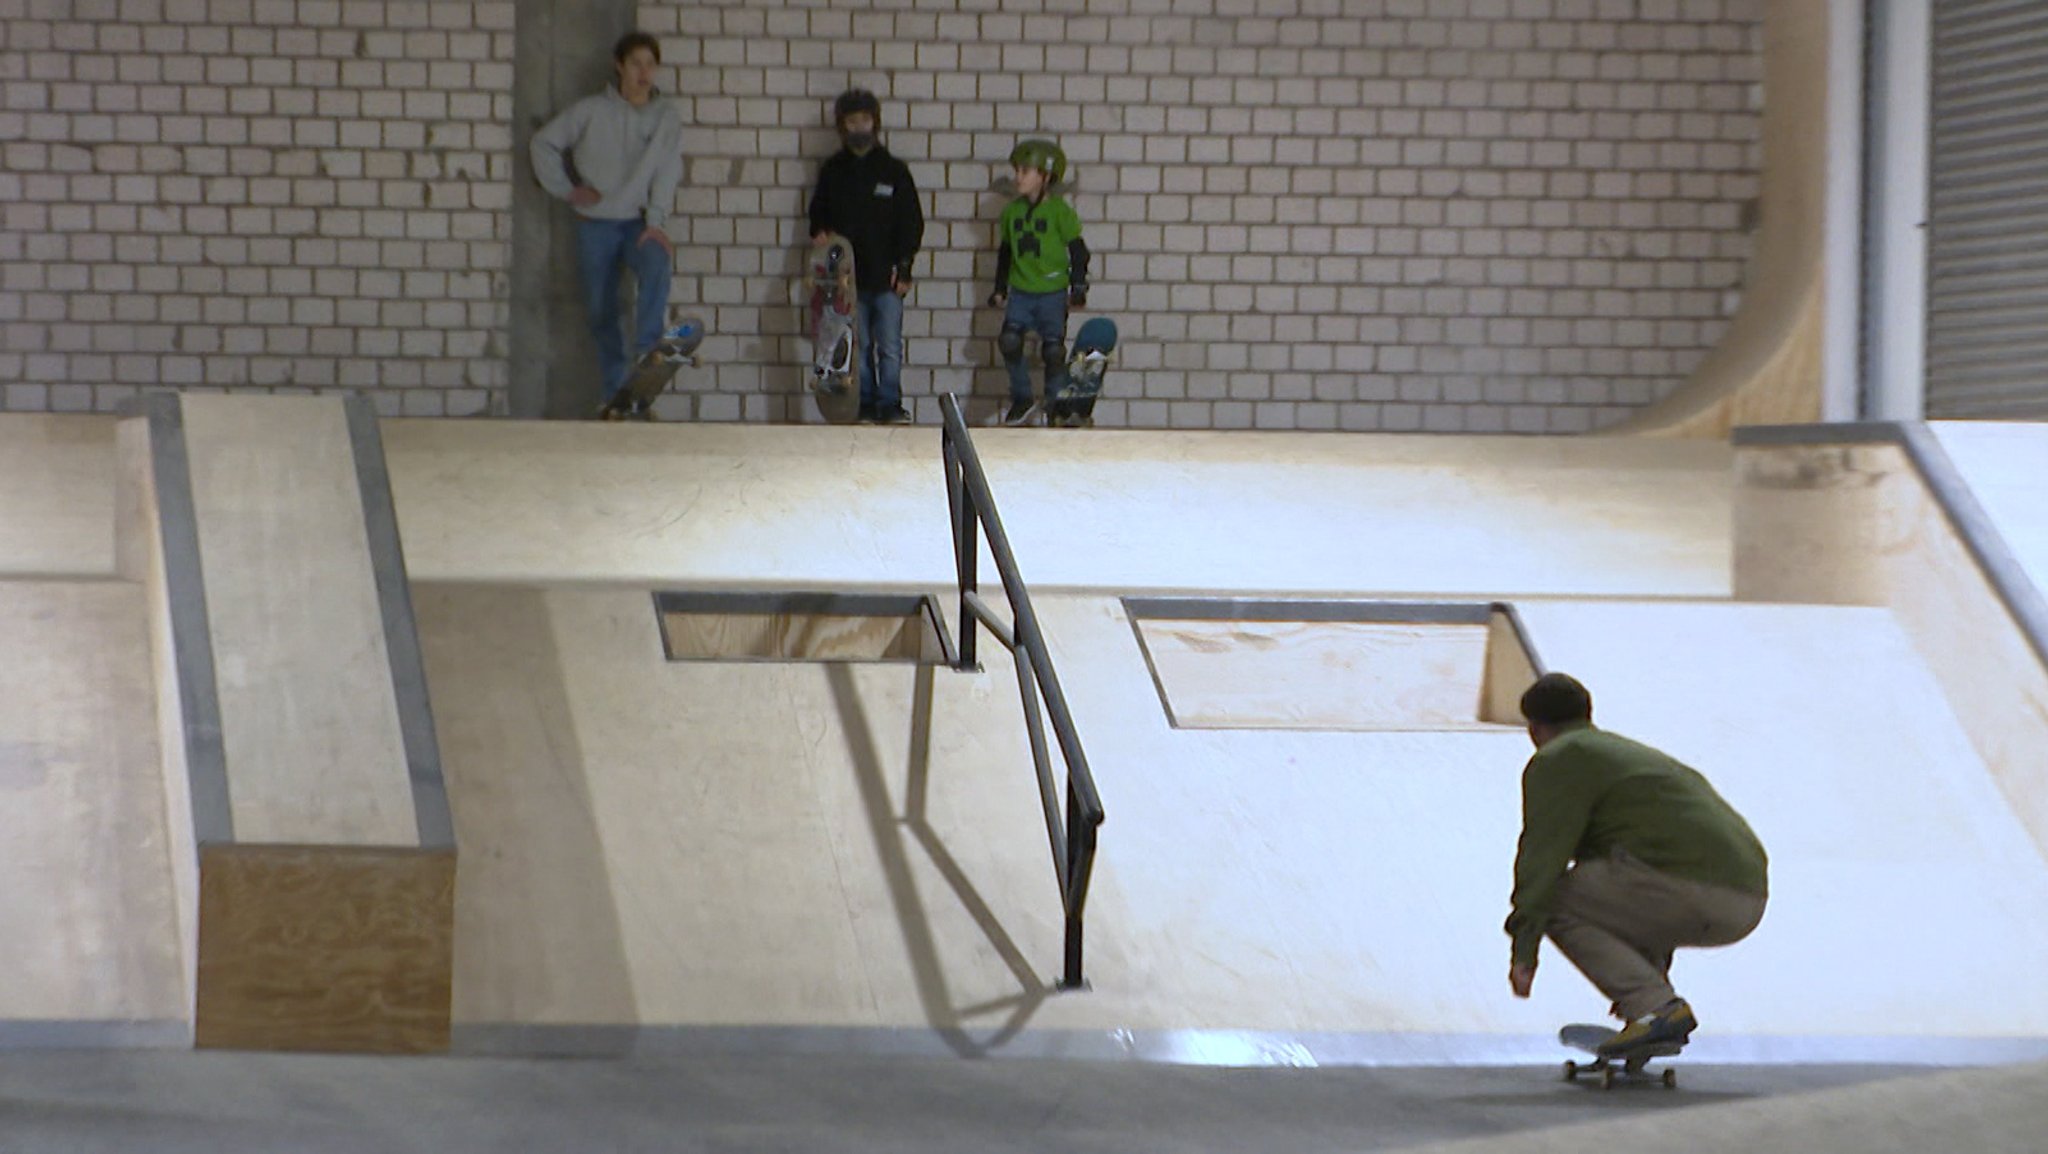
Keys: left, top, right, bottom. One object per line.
{"left": 530, "top": 31, "right": 686, "bottom": 409}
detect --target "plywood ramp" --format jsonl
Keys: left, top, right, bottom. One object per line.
{"left": 1733, "top": 429, "right": 2048, "bottom": 867}
{"left": 115, "top": 396, "right": 456, "bottom": 1053}
{"left": 421, "top": 582, "right": 2048, "bottom": 1062}
{"left": 379, "top": 421, "right": 1735, "bottom": 598}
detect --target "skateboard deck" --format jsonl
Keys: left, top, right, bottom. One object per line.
{"left": 1049, "top": 316, "right": 1116, "bottom": 427}
{"left": 1559, "top": 1023, "right": 1681, "bottom": 1090}
{"left": 599, "top": 313, "right": 706, "bottom": 421}
{"left": 806, "top": 232, "right": 860, "bottom": 423}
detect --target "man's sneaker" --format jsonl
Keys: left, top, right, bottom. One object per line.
{"left": 877, "top": 405, "right": 913, "bottom": 425}
{"left": 1003, "top": 400, "right": 1039, "bottom": 427}
{"left": 1597, "top": 999, "right": 1697, "bottom": 1057}
{"left": 856, "top": 404, "right": 878, "bottom": 424}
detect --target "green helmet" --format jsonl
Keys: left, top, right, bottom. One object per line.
{"left": 1008, "top": 138, "right": 1067, "bottom": 185}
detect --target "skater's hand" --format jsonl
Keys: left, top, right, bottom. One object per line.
{"left": 639, "top": 228, "right": 674, "bottom": 258}
{"left": 1067, "top": 287, "right": 1088, "bottom": 309}
{"left": 1509, "top": 963, "right": 1535, "bottom": 999}
{"left": 891, "top": 268, "right": 912, "bottom": 296}
{"left": 987, "top": 290, "right": 1007, "bottom": 310}
{"left": 568, "top": 186, "right": 601, "bottom": 208}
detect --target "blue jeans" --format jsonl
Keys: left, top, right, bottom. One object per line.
{"left": 1001, "top": 290, "right": 1069, "bottom": 405}
{"left": 576, "top": 217, "right": 672, "bottom": 401}
{"left": 857, "top": 290, "right": 904, "bottom": 411}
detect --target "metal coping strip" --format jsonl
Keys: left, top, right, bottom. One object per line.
{"left": 141, "top": 393, "right": 234, "bottom": 846}
{"left": 345, "top": 396, "right": 455, "bottom": 852}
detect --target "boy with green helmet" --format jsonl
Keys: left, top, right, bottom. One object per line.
{"left": 987, "top": 138, "right": 1091, "bottom": 426}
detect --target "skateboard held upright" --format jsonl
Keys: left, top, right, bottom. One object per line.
{"left": 1558, "top": 1023, "right": 1681, "bottom": 1090}
{"left": 1049, "top": 316, "right": 1116, "bottom": 427}
{"left": 599, "top": 312, "right": 707, "bottom": 421}
{"left": 807, "top": 232, "right": 860, "bottom": 422}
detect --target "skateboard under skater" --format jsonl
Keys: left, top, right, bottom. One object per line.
{"left": 598, "top": 313, "right": 707, "bottom": 421}
{"left": 1048, "top": 316, "right": 1116, "bottom": 427}
{"left": 806, "top": 231, "right": 860, "bottom": 423}
{"left": 1559, "top": 1023, "right": 1681, "bottom": 1090}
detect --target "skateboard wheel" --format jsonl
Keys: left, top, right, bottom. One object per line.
{"left": 1661, "top": 1069, "right": 1677, "bottom": 1089}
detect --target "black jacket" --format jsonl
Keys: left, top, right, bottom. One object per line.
{"left": 807, "top": 145, "right": 924, "bottom": 293}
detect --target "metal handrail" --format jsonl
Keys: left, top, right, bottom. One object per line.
{"left": 939, "top": 393, "right": 1105, "bottom": 990}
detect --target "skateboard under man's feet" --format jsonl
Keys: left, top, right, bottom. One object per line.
{"left": 1559, "top": 1023, "right": 1681, "bottom": 1090}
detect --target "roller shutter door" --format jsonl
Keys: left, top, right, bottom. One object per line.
{"left": 1926, "top": 0, "right": 2048, "bottom": 417}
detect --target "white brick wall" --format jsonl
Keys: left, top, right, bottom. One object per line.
{"left": 0, "top": 0, "right": 514, "bottom": 417}
{"left": 1, "top": 0, "right": 1761, "bottom": 431}
{"left": 645, "top": 0, "right": 1762, "bottom": 431}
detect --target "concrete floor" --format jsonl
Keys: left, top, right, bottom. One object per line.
{"left": 0, "top": 1050, "right": 2005, "bottom": 1154}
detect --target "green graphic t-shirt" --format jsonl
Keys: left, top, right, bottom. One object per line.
{"left": 1000, "top": 194, "right": 1083, "bottom": 294}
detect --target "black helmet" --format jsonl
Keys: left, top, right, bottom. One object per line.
{"left": 833, "top": 88, "right": 881, "bottom": 128}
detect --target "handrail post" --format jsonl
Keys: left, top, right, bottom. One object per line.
{"left": 939, "top": 392, "right": 1102, "bottom": 991}
{"left": 1061, "top": 778, "right": 1087, "bottom": 988}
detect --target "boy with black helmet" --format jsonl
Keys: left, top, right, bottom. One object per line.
{"left": 988, "top": 139, "right": 1091, "bottom": 426}
{"left": 806, "top": 88, "right": 925, "bottom": 424}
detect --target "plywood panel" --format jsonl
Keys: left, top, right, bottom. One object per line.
{"left": 0, "top": 581, "right": 186, "bottom": 1034}
{"left": 180, "top": 396, "right": 416, "bottom": 846}
{"left": 1479, "top": 610, "right": 1542, "bottom": 726}
{"left": 661, "top": 610, "right": 927, "bottom": 662}
{"left": 0, "top": 414, "right": 120, "bottom": 578}
{"left": 193, "top": 844, "right": 453, "bottom": 1053}
{"left": 1135, "top": 619, "right": 1501, "bottom": 731}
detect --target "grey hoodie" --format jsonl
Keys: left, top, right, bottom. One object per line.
{"left": 530, "top": 86, "right": 685, "bottom": 232}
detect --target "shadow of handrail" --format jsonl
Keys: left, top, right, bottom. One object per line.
{"left": 938, "top": 393, "right": 1106, "bottom": 989}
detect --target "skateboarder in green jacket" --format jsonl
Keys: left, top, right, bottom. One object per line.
{"left": 987, "top": 138, "right": 1090, "bottom": 427}
{"left": 1505, "top": 673, "right": 1769, "bottom": 1055}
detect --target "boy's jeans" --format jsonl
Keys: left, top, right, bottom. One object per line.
{"left": 576, "top": 217, "right": 672, "bottom": 401}
{"left": 1001, "top": 290, "right": 1069, "bottom": 405}
{"left": 857, "top": 289, "right": 904, "bottom": 412}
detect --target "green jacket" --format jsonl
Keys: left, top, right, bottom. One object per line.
{"left": 995, "top": 194, "right": 1086, "bottom": 295}
{"left": 1507, "top": 724, "right": 1768, "bottom": 967}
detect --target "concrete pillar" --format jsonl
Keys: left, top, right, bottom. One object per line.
{"left": 509, "top": 0, "right": 636, "bottom": 419}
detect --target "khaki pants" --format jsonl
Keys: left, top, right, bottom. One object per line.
{"left": 1546, "top": 849, "right": 1767, "bottom": 1020}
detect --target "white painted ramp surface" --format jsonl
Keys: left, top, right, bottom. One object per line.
{"left": 380, "top": 422, "right": 1734, "bottom": 597}
{"left": 418, "top": 577, "right": 2048, "bottom": 1062}
{"left": 1933, "top": 421, "right": 2048, "bottom": 598}
{"left": 0, "top": 582, "right": 186, "bottom": 1043}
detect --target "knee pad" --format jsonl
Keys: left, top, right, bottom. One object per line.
{"left": 997, "top": 324, "right": 1026, "bottom": 362}
{"left": 1041, "top": 340, "right": 1067, "bottom": 370}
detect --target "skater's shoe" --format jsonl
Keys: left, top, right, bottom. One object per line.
{"left": 1003, "top": 400, "right": 1039, "bottom": 427}
{"left": 877, "top": 406, "right": 913, "bottom": 425}
{"left": 856, "top": 404, "right": 878, "bottom": 424}
{"left": 1597, "top": 999, "right": 1696, "bottom": 1057}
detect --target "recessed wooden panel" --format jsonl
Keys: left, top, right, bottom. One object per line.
{"left": 660, "top": 609, "right": 934, "bottom": 663}
{"left": 1135, "top": 618, "right": 1509, "bottom": 731}
{"left": 194, "top": 844, "right": 454, "bottom": 1054}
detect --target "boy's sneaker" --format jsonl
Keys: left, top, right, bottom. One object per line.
{"left": 856, "top": 404, "right": 878, "bottom": 424}
{"left": 877, "top": 405, "right": 913, "bottom": 425}
{"left": 1002, "top": 400, "right": 1039, "bottom": 427}
{"left": 1597, "top": 999, "right": 1696, "bottom": 1057}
